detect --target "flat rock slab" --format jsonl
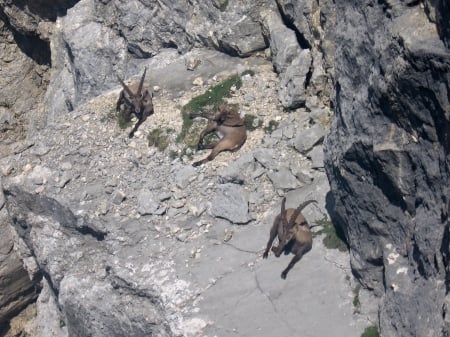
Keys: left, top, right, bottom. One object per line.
{"left": 195, "top": 229, "right": 371, "bottom": 337}
{"left": 210, "top": 184, "right": 252, "bottom": 224}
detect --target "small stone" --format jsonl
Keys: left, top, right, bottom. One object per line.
{"left": 61, "top": 162, "right": 73, "bottom": 171}
{"left": 111, "top": 190, "right": 126, "bottom": 205}
{"left": 193, "top": 77, "right": 203, "bottom": 86}
{"left": 185, "top": 57, "right": 201, "bottom": 71}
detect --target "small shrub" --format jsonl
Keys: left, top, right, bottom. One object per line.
{"left": 147, "top": 128, "right": 172, "bottom": 151}
{"left": 117, "top": 112, "right": 132, "bottom": 129}
{"left": 315, "top": 217, "right": 348, "bottom": 252}
{"left": 214, "top": 0, "right": 229, "bottom": 11}
{"left": 169, "top": 150, "right": 179, "bottom": 160}
{"left": 243, "top": 114, "right": 262, "bottom": 131}
{"left": 361, "top": 325, "right": 379, "bottom": 337}
{"left": 264, "top": 120, "right": 279, "bottom": 134}
{"left": 353, "top": 284, "right": 361, "bottom": 309}
{"left": 203, "top": 132, "right": 218, "bottom": 146}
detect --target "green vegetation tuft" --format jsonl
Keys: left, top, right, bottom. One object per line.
{"left": 315, "top": 217, "right": 348, "bottom": 252}
{"left": 243, "top": 114, "right": 263, "bottom": 131}
{"left": 147, "top": 128, "right": 174, "bottom": 151}
{"left": 353, "top": 284, "right": 361, "bottom": 309}
{"left": 216, "top": 0, "right": 229, "bottom": 11}
{"left": 178, "top": 75, "right": 242, "bottom": 144}
{"left": 361, "top": 325, "right": 379, "bottom": 337}
{"left": 181, "top": 75, "right": 242, "bottom": 115}
{"left": 264, "top": 120, "right": 279, "bottom": 134}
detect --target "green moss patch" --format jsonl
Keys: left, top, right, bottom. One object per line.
{"left": 147, "top": 128, "right": 174, "bottom": 151}
{"left": 178, "top": 75, "right": 242, "bottom": 144}
{"left": 243, "top": 114, "right": 263, "bottom": 131}
{"left": 264, "top": 120, "right": 279, "bottom": 134}
{"left": 361, "top": 326, "right": 379, "bottom": 337}
{"left": 315, "top": 217, "right": 348, "bottom": 252}
{"left": 353, "top": 284, "right": 361, "bottom": 309}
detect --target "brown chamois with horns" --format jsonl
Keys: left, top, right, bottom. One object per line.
{"left": 263, "top": 197, "right": 317, "bottom": 279}
{"left": 189, "top": 105, "right": 247, "bottom": 167}
{"left": 116, "top": 68, "right": 154, "bottom": 138}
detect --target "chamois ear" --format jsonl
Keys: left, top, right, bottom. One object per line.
{"left": 117, "top": 75, "right": 134, "bottom": 97}
{"left": 138, "top": 67, "right": 147, "bottom": 95}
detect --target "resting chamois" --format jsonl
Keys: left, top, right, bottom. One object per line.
{"left": 189, "top": 105, "right": 246, "bottom": 167}
{"left": 263, "top": 197, "right": 317, "bottom": 279}
{"left": 116, "top": 68, "right": 154, "bottom": 138}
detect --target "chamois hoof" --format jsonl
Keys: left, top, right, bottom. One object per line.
{"left": 281, "top": 272, "right": 287, "bottom": 280}
{"left": 196, "top": 144, "right": 204, "bottom": 150}
{"left": 263, "top": 252, "right": 269, "bottom": 259}
{"left": 192, "top": 161, "right": 202, "bottom": 167}
{"left": 272, "top": 246, "right": 282, "bottom": 258}
{"left": 128, "top": 133, "right": 134, "bottom": 138}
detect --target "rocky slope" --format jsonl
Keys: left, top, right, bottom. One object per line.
{"left": 1, "top": 0, "right": 448, "bottom": 336}
{"left": 0, "top": 48, "right": 376, "bottom": 336}
{"left": 324, "top": 1, "right": 450, "bottom": 336}
{"left": 0, "top": 1, "right": 372, "bottom": 336}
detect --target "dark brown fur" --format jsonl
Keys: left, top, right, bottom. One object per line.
{"left": 263, "top": 197, "right": 317, "bottom": 279}
{"left": 190, "top": 105, "right": 247, "bottom": 167}
{"left": 116, "top": 68, "right": 154, "bottom": 138}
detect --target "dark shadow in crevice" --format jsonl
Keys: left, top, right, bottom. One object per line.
{"left": 275, "top": 1, "right": 312, "bottom": 50}
{"left": 7, "top": 0, "right": 80, "bottom": 22}
{"left": 0, "top": 8, "right": 51, "bottom": 66}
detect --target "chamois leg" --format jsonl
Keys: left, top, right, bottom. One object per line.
{"left": 272, "top": 230, "right": 296, "bottom": 258}
{"left": 197, "top": 121, "right": 217, "bottom": 150}
{"left": 192, "top": 139, "right": 233, "bottom": 167}
{"left": 272, "top": 240, "right": 287, "bottom": 257}
{"left": 280, "top": 245, "right": 310, "bottom": 279}
{"left": 263, "top": 216, "right": 280, "bottom": 258}
{"left": 128, "top": 114, "right": 148, "bottom": 138}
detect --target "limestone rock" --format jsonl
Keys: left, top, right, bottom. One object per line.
{"left": 210, "top": 184, "right": 251, "bottom": 224}
{"left": 324, "top": 2, "right": 450, "bottom": 336}
{"left": 293, "top": 124, "right": 326, "bottom": 154}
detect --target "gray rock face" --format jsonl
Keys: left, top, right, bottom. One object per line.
{"left": 210, "top": 184, "right": 251, "bottom": 224}
{"left": 324, "top": 2, "right": 450, "bottom": 336}
{"left": 3, "top": 185, "right": 174, "bottom": 337}
{"left": 262, "top": 10, "right": 311, "bottom": 109}
{"left": 0, "top": 200, "right": 38, "bottom": 326}
{"left": 0, "top": 7, "right": 50, "bottom": 155}
{"left": 43, "top": 0, "right": 272, "bottom": 116}
{"left": 276, "top": 0, "right": 336, "bottom": 106}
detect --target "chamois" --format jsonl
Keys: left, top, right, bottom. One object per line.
{"left": 263, "top": 197, "right": 317, "bottom": 279}
{"left": 116, "top": 68, "right": 154, "bottom": 138}
{"left": 189, "top": 105, "right": 247, "bottom": 167}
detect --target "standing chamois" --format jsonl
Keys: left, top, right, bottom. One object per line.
{"left": 263, "top": 197, "right": 317, "bottom": 279}
{"left": 189, "top": 105, "right": 247, "bottom": 167}
{"left": 116, "top": 68, "right": 154, "bottom": 138}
